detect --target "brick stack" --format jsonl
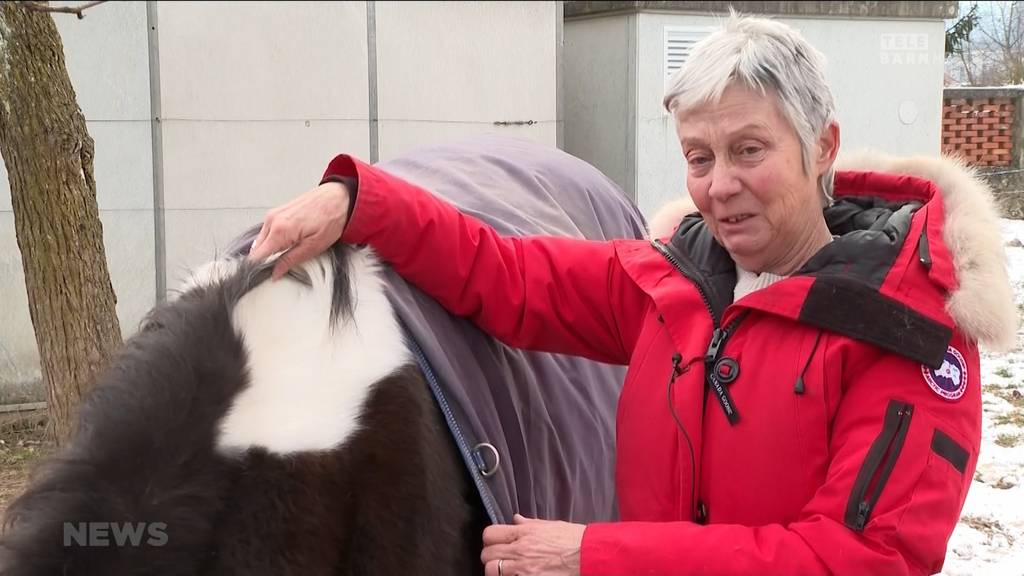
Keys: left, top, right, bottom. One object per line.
{"left": 942, "top": 97, "right": 1016, "bottom": 166}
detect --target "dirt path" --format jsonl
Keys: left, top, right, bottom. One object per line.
{"left": 0, "top": 411, "right": 51, "bottom": 519}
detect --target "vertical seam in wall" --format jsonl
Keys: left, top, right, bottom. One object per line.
{"left": 555, "top": 1, "right": 564, "bottom": 150}
{"left": 146, "top": 1, "right": 166, "bottom": 302}
{"left": 625, "top": 13, "right": 637, "bottom": 202}
{"left": 366, "top": 1, "right": 379, "bottom": 163}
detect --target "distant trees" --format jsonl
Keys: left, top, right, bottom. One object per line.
{"left": 946, "top": 1, "right": 1024, "bottom": 86}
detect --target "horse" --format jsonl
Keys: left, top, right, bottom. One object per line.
{"left": 0, "top": 135, "right": 648, "bottom": 575}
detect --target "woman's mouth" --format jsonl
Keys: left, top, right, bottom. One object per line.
{"left": 721, "top": 214, "right": 754, "bottom": 224}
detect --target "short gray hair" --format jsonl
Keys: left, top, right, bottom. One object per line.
{"left": 663, "top": 12, "right": 837, "bottom": 205}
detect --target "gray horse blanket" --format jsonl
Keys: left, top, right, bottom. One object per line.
{"left": 373, "top": 135, "right": 648, "bottom": 525}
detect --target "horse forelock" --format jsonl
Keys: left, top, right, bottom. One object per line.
{"left": 175, "top": 225, "right": 356, "bottom": 330}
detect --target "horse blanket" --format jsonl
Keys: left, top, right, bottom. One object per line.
{"left": 371, "top": 135, "right": 648, "bottom": 524}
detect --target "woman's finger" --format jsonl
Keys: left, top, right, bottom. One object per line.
{"left": 513, "top": 514, "right": 541, "bottom": 524}
{"left": 249, "top": 215, "right": 274, "bottom": 260}
{"left": 483, "top": 523, "right": 520, "bottom": 546}
{"left": 480, "top": 542, "right": 518, "bottom": 565}
{"left": 272, "top": 241, "right": 313, "bottom": 280}
{"left": 250, "top": 223, "right": 291, "bottom": 262}
{"left": 483, "top": 558, "right": 519, "bottom": 576}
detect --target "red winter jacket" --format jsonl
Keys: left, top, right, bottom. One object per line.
{"left": 322, "top": 151, "right": 1014, "bottom": 576}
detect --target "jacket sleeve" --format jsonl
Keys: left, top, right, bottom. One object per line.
{"left": 321, "top": 154, "right": 649, "bottom": 366}
{"left": 580, "top": 333, "right": 981, "bottom": 576}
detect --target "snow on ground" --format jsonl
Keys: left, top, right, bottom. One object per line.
{"left": 940, "top": 219, "right": 1024, "bottom": 576}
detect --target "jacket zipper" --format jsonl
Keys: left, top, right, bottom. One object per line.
{"left": 703, "top": 312, "right": 748, "bottom": 425}
{"left": 652, "top": 239, "right": 719, "bottom": 325}
{"left": 652, "top": 239, "right": 746, "bottom": 425}
{"left": 845, "top": 400, "right": 914, "bottom": 531}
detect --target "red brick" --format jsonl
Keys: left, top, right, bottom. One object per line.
{"left": 970, "top": 136, "right": 987, "bottom": 143}
{"left": 947, "top": 137, "right": 967, "bottom": 144}
{"left": 993, "top": 135, "right": 1012, "bottom": 143}
{"left": 962, "top": 142, "right": 979, "bottom": 150}
{"left": 982, "top": 104, "right": 1001, "bottom": 112}
{"left": 983, "top": 130, "right": 1002, "bottom": 137}
{"left": 961, "top": 130, "right": 979, "bottom": 138}
{"left": 992, "top": 149, "right": 1011, "bottom": 156}
{"left": 981, "top": 142, "right": 1001, "bottom": 149}
{"left": 982, "top": 117, "right": 1001, "bottom": 124}
{"left": 942, "top": 118, "right": 957, "bottom": 126}
{"left": 981, "top": 154, "right": 1000, "bottom": 161}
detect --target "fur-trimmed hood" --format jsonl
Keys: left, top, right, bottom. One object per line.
{"left": 647, "top": 151, "right": 1018, "bottom": 352}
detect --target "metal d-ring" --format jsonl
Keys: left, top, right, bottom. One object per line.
{"left": 474, "top": 442, "right": 500, "bottom": 478}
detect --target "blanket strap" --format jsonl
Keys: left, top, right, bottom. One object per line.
{"left": 400, "top": 321, "right": 504, "bottom": 525}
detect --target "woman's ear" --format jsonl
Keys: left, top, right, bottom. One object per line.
{"left": 817, "top": 122, "right": 841, "bottom": 172}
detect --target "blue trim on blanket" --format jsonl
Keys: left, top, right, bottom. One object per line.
{"left": 400, "top": 321, "right": 503, "bottom": 525}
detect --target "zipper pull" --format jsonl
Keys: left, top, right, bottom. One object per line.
{"left": 854, "top": 501, "right": 871, "bottom": 531}
{"left": 671, "top": 353, "right": 683, "bottom": 380}
{"left": 705, "top": 328, "right": 725, "bottom": 362}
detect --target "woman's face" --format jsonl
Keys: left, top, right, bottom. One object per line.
{"left": 675, "top": 83, "right": 837, "bottom": 274}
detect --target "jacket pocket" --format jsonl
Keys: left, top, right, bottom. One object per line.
{"left": 897, "top": 424, "right": 973, "bottom": 574}
{"left": 844, "top": 399, "right": 914, "bottom": 531}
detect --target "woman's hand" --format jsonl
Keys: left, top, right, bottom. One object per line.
{"left": 481, "top": 514, "right": 586, "bottom": 576}
{"left": 248, "top": 180, "right": 351, "bottom": 280}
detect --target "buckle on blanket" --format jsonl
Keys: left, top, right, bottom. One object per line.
{"left": 473, "top": 443, "right": 501, "bottom": 478}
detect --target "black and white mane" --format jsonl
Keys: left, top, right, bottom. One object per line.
{"left": 0, "top": 231, "right": 486, "bottom": 575}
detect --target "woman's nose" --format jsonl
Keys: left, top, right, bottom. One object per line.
{"left": 707, "top": 163, "right": 742, "bottom": 201}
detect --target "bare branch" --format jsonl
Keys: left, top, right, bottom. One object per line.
{"left": 20, "top": 1, "right": 107, "bottom": 20}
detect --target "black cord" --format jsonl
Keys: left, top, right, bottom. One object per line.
{"left": 667, "top": 353, "right": 697, "bottom": 521}
{"left": 794, "top": 330, "right": 824, "bottom": 395}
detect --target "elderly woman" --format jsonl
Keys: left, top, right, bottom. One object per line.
{"left": 250, "top": 14, "right": 1014, "bottom": 576}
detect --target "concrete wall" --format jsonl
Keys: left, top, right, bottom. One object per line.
{"left": 155, "top": 0, "right": 372, "bottom": 294}
{"left": 0, "top": 0, "right": 559, "bottom": 400}
{"left": 375, "top": 1, "right": 558, "bottom": 160}
{"left": 565, "top": 12, "right": 947, "bottom": 218}
{"left": 563, "top": 14, "right": 633, "bottom": 197}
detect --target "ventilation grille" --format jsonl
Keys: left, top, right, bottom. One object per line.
{"left": 664, "top": 26, "right": 714, "bottom": 81}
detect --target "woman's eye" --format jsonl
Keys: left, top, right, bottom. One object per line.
{"left": 737, "top": 143, "right": 770, "bottom": 158}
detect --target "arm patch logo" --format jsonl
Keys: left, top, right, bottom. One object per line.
{"left": 922, "top": 346, "right": 967, "bottom": 401}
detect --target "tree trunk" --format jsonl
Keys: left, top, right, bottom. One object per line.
{"left": 0, "top": 3, "right": 122, "bottom": 445}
